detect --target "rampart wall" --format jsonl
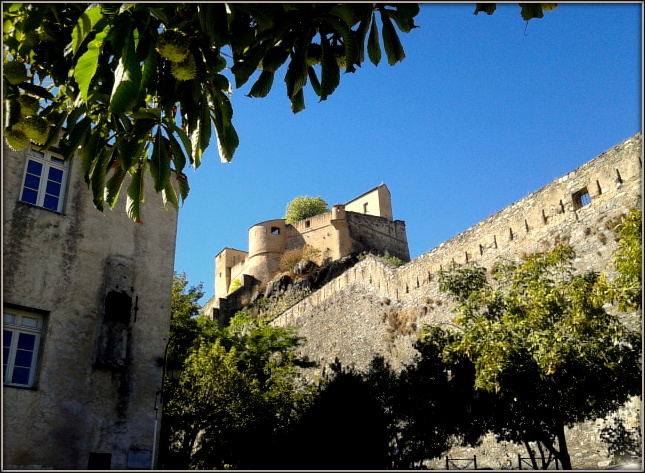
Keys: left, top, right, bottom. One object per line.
{"left": 270, "top": 133, "right": 642, "bottom": 469}
{"left": 274, "top": 133, "right": 641, "bottom": 331}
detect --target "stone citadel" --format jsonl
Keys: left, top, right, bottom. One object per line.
{"left": 203, "top": 183, "right": 410, "bottom": 321}
{"left": 206, "top": 133, "right": 642, "bottom": 469}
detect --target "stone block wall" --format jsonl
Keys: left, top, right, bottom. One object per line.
{"left": 270, "top": 133, "right": 642, "bottom": 469}
{"left": 3, "top": 143, "right": 178, "bottom": 469}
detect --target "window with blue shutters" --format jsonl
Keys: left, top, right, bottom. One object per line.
{"left": 20, "top": 148, "right": 68, "bottom": 213}
{"left": 3, "top": 309, "right": 44, "bottom": 388}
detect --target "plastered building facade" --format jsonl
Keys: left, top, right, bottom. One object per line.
{"left": 269, "top": 133, "right": 642, "bottom": 469}
{"left": 205, "top": 184, "right": 410, "bottom": 318}
{"left": 3, "top": 143, "right": 178, "bottom": 469}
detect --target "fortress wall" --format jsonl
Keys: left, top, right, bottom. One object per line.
{"left": 214, "top": 248, "right": 248, "bottom": 297}
{"left": 270, "top": 134, "right": 642, "bottom": 469}
{"left": 246, "top": 219, "right": 287, "bottom": 283}
{"left": 286, "top": 211, "right": 337, "bottom": 259}
{"left": 346, "top": 212, "right": 410, "bottom": 261}
{"left": 274, "top": 133, "right": 642, "bottom": 335}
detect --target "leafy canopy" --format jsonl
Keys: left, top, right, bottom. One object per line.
{"left": 284, "top": 195, "right": 330, "bottom": 224}
{"left": 162, "top": 309, "right": 316, "bottom": 469}
{"left": 2, "top": 3, "right": 558, "bottom": 223}
{"left": 612, "top": 209, "right": 642, "bottom": 311}
{"left": 2, "top": 3, "right": 419, "bottom": 222}
{"left": 435, "top": 246, "right": 641, "bottom": 469}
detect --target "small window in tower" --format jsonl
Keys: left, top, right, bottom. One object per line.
{"left": 305, "top": 220, "right": 311, "bottom": 228}
{"left": 363, "top": 203, "right": 369, "bottom": 214}
{"left": 271, "top": 227, "right": 280, "bottom": 234}
{"left": 572, "top": 187, "right": 591, "bottom": 210}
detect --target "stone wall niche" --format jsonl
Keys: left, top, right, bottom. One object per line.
{"left": 94, "top": 255, "right": 136, "bottom": 370}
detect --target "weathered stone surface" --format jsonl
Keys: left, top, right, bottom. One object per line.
{"left": 293, "top": 258, "right": 318, "bottom": 275}
{"left": 270, "top": 133, "right": 642, "bottom": 469}
{"left": 3, "top": 142, "right": 178, "bottom": 469}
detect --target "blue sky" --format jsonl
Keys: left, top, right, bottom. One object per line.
{"left": 173, "top": 3, "right": 642, "bottom": 304}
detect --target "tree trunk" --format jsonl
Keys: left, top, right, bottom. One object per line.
{"left": 523, "top": 439, "right": 539, "bottom": 470}
{"left": 554, "top": 423, "right": 573, "bottom": 470}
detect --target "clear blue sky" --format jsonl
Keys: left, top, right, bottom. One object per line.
{"left": 173, "top": 3, "right": 642, "bottom": 304}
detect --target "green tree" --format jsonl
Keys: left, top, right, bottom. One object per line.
{"left": 162, "top": 310, "right": 316, "bottom": 469}
{"left": 166, "top": 272, "right": 204, "bottom": 368}
{"left": 284, "top": 195, "right": 329, "bottom": 224}
{"left": 435, "top": 246, "right": 642, "bottom": 470}
{"left": 395, "top": 327, "right": 492, "bottom": 468}
{"left": 612, "top": 209, "right": 642, "bottom": 311}
{"left": 3, "top": 3, "right": 557, "bottom": 222}
{"left": 2, "top": 3, "right": 419, "bottom": 222}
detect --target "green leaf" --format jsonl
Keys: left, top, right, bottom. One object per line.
{"left": 162, "top": 178, "right": 179, "bottom": 211}
{"left": 321, "top": 14, "right": 359, "bottom": 73}
{"left": 367, "top": 12, "right": 381, "bottom": 66}
{"left": 150, "top": 126, "right": 171, "bottom": 192}
{"left": 319, "top": 39, "right": 340, "bottom": 101}
{"left": 16, "top": 82, "right": 54, "bottom": 101}
{"left": 108, "top": 19, "right": 142, "bottom": 114}
{"left": 90, "top": 145, "right": 110, "bottom": 211}
{"left": 100, "top": 3, "right": 121, "bottom": 18}
{"left": 177, "top": 173, "right": 190, "bottom": 202}
{"left": 41, "top": 110, "right": 68, "bottom": 150}
{"left": 79, "top": 127, "right": 103, "bottom": 185}
{"left": 520, "top": 3, "right": 545, "bottom": 21}
{"left": 166, "top": 129, "right": 188, "bottom": 175}
{"left": 74, "top": 28, "right": 109, "bottom": 102}
{"left": 166, "top": 121, "right": 194, "bottom": 167}
{"left": 122, "top": 117, "right": 156, "bottom": 170}
{"left": 198, "top": 3, "right": 229, "bottom": 46}
{"left": 329, "top": 4, "right": 362, "bottom": 28}
{"left": 354, "top": 5, "right": 374, "bottom": 64}
{"left": 71, "top": 5, "right": 103, "bottom": 55}
{"left": 474, "top": 3, "right": 497, "bottom": 15}
{"left": 307, "top": 66, "right": 321, "bottom": 97}
{"left": 5, "top": 97, "right": 21, "bottom": 129}
{"left": 209, "top": 88, "right": 239, "bottom": 163}
{"left": 379, "top": 6, "right": 405, "bottom": 65}
{"left": 284, "top": 28, "right": 311, "bottom": 100}
{"left": 260, "top": 46, "right": 291, "bottom": 72}
{"left": 190, "top": 98, "right": 212, "bottom": 167}
{"left": 392, "top": 4, "right": 420, "bottom": 32}
{"left": 290, "top": 88, "right": 305, "bottom": 114}
{"left": 105, "top": 164, "right": 126, "bottom": 208}
{"left": 139, "top": 39, "right": 158, "bottom": 99}
{"left": 247, "top": 70, "right": 275, "bottom": 98}
{"left": 126, "top": 162, "right": 146, "bottom": 223}
{"left": 231, "top": 42, "right": 271, "bottom": 89}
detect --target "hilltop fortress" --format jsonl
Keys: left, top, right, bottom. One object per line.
{"left": 203, "top": 183, "right": 410, "bottom": 320}
{"left": 204, "top": 133, "right": 642, "bottom": 469}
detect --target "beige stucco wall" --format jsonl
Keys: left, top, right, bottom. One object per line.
{"left": 214, "top": 248, "right": 248, "bottom": 298}
{"left": 3, "top": 143, "right": 178, "bottom": 469}
{"left": 345, "top": 184, "right": 394, "bottom": 220}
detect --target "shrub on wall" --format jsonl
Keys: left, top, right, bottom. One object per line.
{"left": 358, "top": 250, "right": 405, "bottom": 267}
{"left": 284, "top": 196, "right": 329, "bottom": 224}
{"left": 228, "top": 278, "right": 242, "bottom": 293}
{"left": 279, "top": 248, "right": 304, "bottom": 273}
{"left": 279, "top": 245, "right": 321, "bottom": 274}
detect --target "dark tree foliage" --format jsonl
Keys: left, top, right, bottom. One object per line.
{"left": 274, "top": 358, "right": 393, "bottom": 470}
{"left": 436, "top": 246, "right": 642, "bottom": 470}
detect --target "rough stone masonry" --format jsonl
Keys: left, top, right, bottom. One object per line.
{"left": 271, "top": 133, "right": 642, "bottom": 469}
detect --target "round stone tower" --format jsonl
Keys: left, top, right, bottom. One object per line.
{"left": 246, "top": 219, "right": 287, "bottom": 283}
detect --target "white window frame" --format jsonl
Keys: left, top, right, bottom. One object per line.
{"left": 3, "top": 308, "right": 45, "bottom": 388}
{"left": 20, "top": 147, "right": 69, "bottom": 213}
